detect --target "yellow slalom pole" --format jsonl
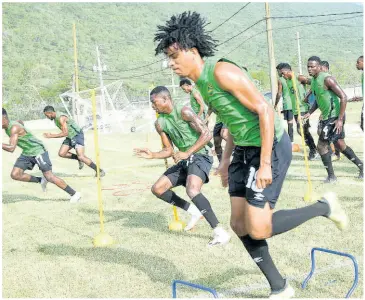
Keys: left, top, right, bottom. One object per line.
{"left": 91, "top": 90, "right": 114, "bottom": 247}
{"left": 291, "top": 72, "right": 314, "bottom": 203}
{"left": 155, "top": 112, "right": 186, "bottom": 230}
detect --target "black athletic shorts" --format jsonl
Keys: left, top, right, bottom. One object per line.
{"left": 228, "top": 132, "right": 292, "bottom": 209}
{"left": 62, "top": 132, "right": 84, "bottom": 148}
{"left": 282, "top": 110, "right": 293, "bottom": 121}
{"left": 294, "top": 112, "right": 311, "bottom": 127}
{"left": 14, "top": 151, "right": 52, "bottom": 172}
{"left": 164, "top": 154, "right": 213, "bottom": 187}
{"left": 318, "top": 116, "right": 346, "bottom": 143}
{"left": 213, "top": 122, "right": 226, "bottom": 137}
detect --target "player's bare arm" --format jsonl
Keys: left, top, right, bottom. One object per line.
{"left": 215, "top": 131, "right": 234, "bottom": 187}
{"left": 274, "top": 79, "right": 283, "bottom": 109}
{"left": 44, "top": 115, "right": 68, "bottom": 138}
{"left": 2, "top": 124, "right": 20, "bottom": 152}
{"left": 214, "top": 61, "right": 274, "bottom": 189}
{"left": 134, "top": 121, "right": 174, "bottom": 159}
{"left": 192, "top": 90, "right": 205, "bottom": 117}
{"left": 324, "top": 76, "right": 347, "bottom": 134}
{"left": 173, "top": 106, "right": 212, "bottom": 162}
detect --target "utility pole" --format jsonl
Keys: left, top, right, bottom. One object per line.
{"left": 163, "top": 59, "right": 177, "bottom": 96}
{"left": 265, "top": 2, "right": 277, "bottom": 104}
{"left": 72, "top": 23, "right": 80, "bottom": 125}
{"left": 296, "top": 32, "right": 303, "bottom": 74}
{"left": 94, "top": 45, "right": 107, "bottom": 133}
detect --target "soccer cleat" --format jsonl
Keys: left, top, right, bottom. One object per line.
{"left": 95, "top": 169, "right": 106, "bottom": 178}
{"left": 41, "top": 176, "right": 48, "bottom": 192}
{"left": 69, "top": 192, "right": 81, "bottom": 203}
{"left": 331, "top": 153, "right": 343, "bottom": 162}
{"left": 269, "top": 280, "right": 295, "bottom": 299}
{"left": 323, "top": 176, "right": 337, "bottom": 184}
{"left": 208, "top": 227, "right": 231, "bottom": 247}
{"left": 320, "top": 192, "right": 348, "bottom": 231}
{"left": 308, "top": 151, "right": 320, "bottom": 161}
{"left": 78, "top": 160, "right": 84, "bottom": 170}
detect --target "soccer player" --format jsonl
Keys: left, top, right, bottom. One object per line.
{"left": 2, "top": 108, "right": 81, "bottom": 202}
{"left": 274, "top": 63, "right": 294, "bottom": 143}
{"left": 43, "top": 106, "right": 105, "bottom": 177}
{"left": 356, "top": 55, "right": 363, "bottom": 131}
{"left": 154, "top": 12, "right": 348, "bottom": 298}
{"left": 279, "top": 63, "right": 318, "bottom": 160}
{"left": 180, "top": 78, "right": 208, "bottom": 120}
{"left": 134, "top": 86, "right": 231, "bottom": 246}
{"left": 304, "top": 56, "right": 363, "bottom": 182}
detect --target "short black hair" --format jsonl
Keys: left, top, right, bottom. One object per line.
{"left": 276, "top": 63, "right": 284, "bottom": 70}
{"left": 279, "top": 63, "right": 291, "bottom": 71}
{"left": 43, "top": 105, "right": 55, "bottom": 113}
{"left": 179, "top": 78, "right": 192, "bottom": 86}
{"left": 359, "top": 56, "right": 363, "bottom": 60}
{"left": 308, "top": 56, "right": 321, "bottom": 63}
{"left": 154, "top": 11, "right": 217, "bottom": 58}
{"left": 150, "top": 86, "right": 171, "bottom": 100}
{"left": 320, "top": 60, "right": 329, "bottom": 69}
{"left": 2, "top": 108, "right": 7, "bottom": 116}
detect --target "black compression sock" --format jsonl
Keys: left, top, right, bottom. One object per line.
{"left": 29, "top": 176, "right": 42, "bottom": 183}
{"left": 271, "top": 200, "right": 329, "bottom": 236}
{"left": 288, "top": 123, "right": 294, "bottom": 142}
{"left": 89, "top": 162, "right": 98, "bottom": 171}
{"left": 342, "top": 147, "right": 363, "bottom": 170}
{"left": 70, "top": 154, "right": 79, "bottom": 160}
{"left": 320, "top": 152, "right": 335, "bottom": 177}
{"left": 158, "top": 190, "right": 190, "bottom": 211}
{"left": 64, "top": 185, "right": 76, "bottom": 196}
{"left": 192, "top": 193, "right": 219, "bottom": 228}
{"left": 240, "top": 235, "right": 285, "bottom": 291}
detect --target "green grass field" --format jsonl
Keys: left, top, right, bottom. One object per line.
{"left": 2, "top": 102, "right": 363, "bottom": 298}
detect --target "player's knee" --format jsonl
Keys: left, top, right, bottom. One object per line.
{"left": 248, "top": 227, "right": 271, "bottom": 240}
{"left": 58, "top": 151, "right": 66, "bottom": 158}
{"left": 230, "top": 220, "right": 247, "bottom": 236}
{"left": 10, "top": 171, "right": 21, "bottom": 180}
{"left": 44, "top": 173, "right": 55, "bottom": 183}
{"left": 186, "top": 186, "right": 200, "bottom": 199}
{"left": 151, "top": 183, "right": 164, "bottom": 197}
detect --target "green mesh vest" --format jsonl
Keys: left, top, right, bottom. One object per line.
{"left": 190, "top": 86, "right": 208, "bottom": 118}
{"left": 54, "top": 112, "right": 81, "bottom": 139}
{"left": 279, "top": 76, "right": 292, "bottom": 110}
{"left": 196, "top": 58, "right": 284, "bottom": 147}
{"left": 5, "top": 121, "right": 46, "bottom": 156}
{"left": 311, "top": 72, "right": 340, "bottom": 120}
{"left": 157, "top": 103, "right": 210, "bottom": 155}
{"left": 286, "top": 76, "right": 309, "bottom": 115}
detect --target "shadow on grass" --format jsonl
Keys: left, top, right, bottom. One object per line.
{"left": 37, "top": 244, "right": 184, "bottom": 284}
{"left": 79, "top": 208, "right": 211, "bottom": 240}
{"left": 2, "top": 193, "right": 68, "bottom": 204}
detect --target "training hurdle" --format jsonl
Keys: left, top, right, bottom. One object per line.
{"left": 172, "top": 280, "right": 218, "bottom": 298}
{"left": 302, "top": 247, "right": 359, "bottom": 298}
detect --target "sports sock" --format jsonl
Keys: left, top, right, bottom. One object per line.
{"left": 342, "top": 147, "right": 363, "bottom": 170}
{"left": 240, "top": 235, "right": 285, "bottom": 291}
{"left": 192, "top": 193, "right": 219, "bottom": 228}
{"left": 335, "top": 148, "right": 341, "bottom": 157}
{"left": 217, "top": 153, "right": 222, "bottom": 163}
{"left": 89, "top": 162, "right": 98, "bottom": 171}
{"left": 70, "top": 154, "right": 79, "bottom": 160}
{"left": 320, "top": 152, "right": 335, "bottom": 177}
{"left": 29, "top": 176, "right": 42, "bottom": 183}
{"left": 64, "top": 185, "right": 76, "bottom": 196}
{"left": 288, "top": 123, "right": 294, "bottom": 142}
{"left": 271, "top": 200, "right": 329, "bottom": 236}
{"left": 159, "top": 190, "right": 190, "bottom": 211}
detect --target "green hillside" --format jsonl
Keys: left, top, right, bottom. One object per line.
{"left": 2, "top": 2, "right": 363, "bottom": 119}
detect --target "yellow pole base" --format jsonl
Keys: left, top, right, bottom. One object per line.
{"left": 303, "top": 189, "right": 318, "bottom": 203}
{"left": 168, "top": 220, "right": 186, "bottom": 231}
{"left": 93, "top": 232, "right": 115, "bottom": 247}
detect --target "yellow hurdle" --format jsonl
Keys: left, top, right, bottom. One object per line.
{"left": 155, "top": 112, "right": 186, "bottom": 231}
{"left": 291, "top": 72, "right": 315, "bottom": 203}
{"left": 91, "top": 89, "right": 115, "bottom": 247}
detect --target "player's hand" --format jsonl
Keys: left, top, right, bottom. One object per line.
{"left": 334, "top": 119, "right": 343, "bottom": 134}
{"left": 302, "top": 113, "right": 310, "bottom": 122}
{"left": 214, "top": 159, "right": 229, "bottom": 187}
{"left": 43, "top": 133, "right": 52, "bottom": 138}
{"left": 172, "top": 151, "right": 190, "bottom": 163}
{"left": 203, "top": 118, "right": 209, "bottom": 125}
{"left": 256, "top": 164, "right": 272, "bottom": 189}
{"left": 134, "top": 148, "right": 153, "bottom": 159}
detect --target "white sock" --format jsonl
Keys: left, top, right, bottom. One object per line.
{"left": 187, "top": 204, "right": 201, "bottom": 216}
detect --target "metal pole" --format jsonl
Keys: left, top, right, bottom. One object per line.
{"left": 265, "top": 3, "right": 277, "bottom": 104}
{"left": 296, "top": 32, "right": 303, "bottom": 74}
{"left": 96, "top": 45, "right": 107, "bottom": 133}
{"left": 72, "top": 23, "right": 80, "bottom": 125}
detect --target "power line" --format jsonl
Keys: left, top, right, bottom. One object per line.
{"left": 271, "top": 11, "right": 363, "bottom": 19}
{"left": 103, "top": 58, "right": 165, "bottom": 73}
{"left": 209, "top": 3, "right": 251, "bottom": 32}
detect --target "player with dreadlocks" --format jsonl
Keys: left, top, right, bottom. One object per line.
{"left": 154, "top": 11, "right": 348, "bottom": 298}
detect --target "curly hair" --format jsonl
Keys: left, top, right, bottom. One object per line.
{"left": 154, "top": 11, "right": 217, "bottom": 58}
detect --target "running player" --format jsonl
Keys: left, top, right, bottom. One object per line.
{"left": 43, "top": 106, "right": 105, "bottom": 177}
{"left": 134, "top": 86, "right": 231, "bottom": 246}
{"left": 154, "top": 12, "right": 348, "bottom": 298}
{"left": 274, "top": 63, "right": 294, "bottom": 144}
{"left": 279, "top": 63, "right": 318, "bottom": 160}
{"left": 304, "top": 56, "right": 363, "bottom": 182}
{"left": 2, "top": 108, "right": 81, "bottom": 202}
{"left": 356, "top": 55, "right": 363, "bottom": 131}
{"left": 180, "top": 78, "right": 208, "bottom": 119}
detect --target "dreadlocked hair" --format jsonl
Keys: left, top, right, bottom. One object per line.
{"left": 154, "top": 11, "right": 217, "bottom": 58}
